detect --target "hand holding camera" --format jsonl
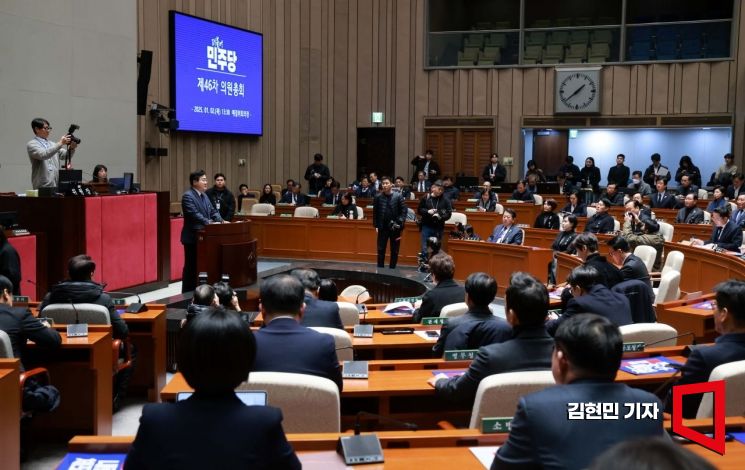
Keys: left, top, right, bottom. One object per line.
{"left": 389, "top": 221, "right": 402, "bottom": 232}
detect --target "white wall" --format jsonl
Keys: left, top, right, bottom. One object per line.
{"left": 0, "top": 0, "right": 137, "bottom": 193}
{"left": 524, "top": 127, "right": 732, "bottom": 188}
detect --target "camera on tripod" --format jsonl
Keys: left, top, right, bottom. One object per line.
{"left": 67, "top": 124, "right": 81, "bottom": 144}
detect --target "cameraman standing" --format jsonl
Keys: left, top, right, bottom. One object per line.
{"left": 27, "top": 118, "right": 78, "bottom": 189}
{"left": 417, "top": 180, "right": 452, "bottom": 261}
{"left": 373, "top": 176, "right": 407, "bottom": 269}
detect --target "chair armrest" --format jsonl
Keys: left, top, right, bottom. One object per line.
{"left": 20, "top": 367, "right": 50, "bottom": 389}
{"left": 113, "top": 339, "right": 134, "bottom": 373}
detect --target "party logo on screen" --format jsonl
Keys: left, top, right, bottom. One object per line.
{"left": 206, "top": 37, "right": 238, "bottom": 73}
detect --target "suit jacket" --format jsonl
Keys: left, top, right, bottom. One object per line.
{"left": 585, "top": 253, "right": 624, "bottom": 288}
{"left": 675, "top": 166, "right": 702, "bottom": 187}
{"left": 124, "top": 392, "right": 301, "bottom": 470}
{"left": 492, "top": 379, "right": 664, "bottom": 470}
{"left": 675, "top": 206, "right": 705, "bottom": 224}
{"left": 279, "top": 191, "right": 310, "bottom": 206}
{"left": 418, "top": 195, "right": 452, "bottom": 229}
{"left": 205, "top": 187, "right": 236, "bottom": 221}
{"left": 561, "top": 202, "right": 587, "bottom": 217}
{"left": 643, "top": 164, "right": 671, "bottom": 185}
{"left": 412, "top": 179, "right": 431, "bottom": 193}
{"left": 412, "top": 279, "right": 465, "bottom": 323}
{"left": 372, "top": 191, "right": 407, "bottom": 230}
{"left": 0, "top": 304, "right": 61, "bottom": 370}
{"left": 620, "top": 253, "right": 651, "bottom": 287}
{"left": 548, "top": 284, "right": 631, "bottom": 335}
{"left": 706, "top": 220, "right": 743, "bottom": 251}
{"left": 324, "top": 192, "right": 343, "bottom": 206}
{"left": 534, "top": 212, "right": 560, "bottom": 230}
{"left": 584, "top": 212, "right": 616, "bottom": 234}
{"left": 510, "top": 189, "right": 534, "bottom": 202}
{"left": 482, "top": 163, "right": 507, "bottom": 185}
{"left": 732, "top": 208, "right": 745, "bottom": 228}
{"left": 600, "top": 191, "right": 625, "bottom": 206}
{"left": 649, "top": 191, "right": 676, "bottom": 209}
{"left": 432, "top": 306, "right": 512, "bottom": 356}
{"left": 726, "top": 183, "right": 745, "bottom": 200}
{"left": 254, "top": 317, "right": 343, "bottom": 390}
{"left": 676, "top": 184, "right": 699, "bottom": 199}
{"left": 607, "top": 165, "right": 630, "bottom": 186}
{"left": 300, "top": 294, "right": 344, "bottom": 330}
{"left": 435, "top": 326, "right": 553, "bottom": 406}
{"left": 487, "top": 224, "right": 523, "bottom": 245}
{"left": 180, "top": 188, "right": 223, "bottom": 244}
{"left": 304, "top": 163, "right": 330, "bottom": 194}
{"left": 670, "top": 333, "right": 745, "bottom": 418}
{"left": 476, "top": 198, "right": 498, "bottom": 212}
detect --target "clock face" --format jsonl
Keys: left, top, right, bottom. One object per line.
{"left": 558, "top": 72, "right": 598, "bottom": 111}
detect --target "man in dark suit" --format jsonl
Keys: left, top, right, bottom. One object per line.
{"left": 431, "top": 272, "right": 553, "bottom": 406}
{"left": 279, "top": 183, "right": 310, "bottom": 206}
{"left": 693, "top": 206, "right": 743, "bottom": 252}
{"left": 676, "top": 173, "right": 699, "bottom": 200}
{"left": 643, "top": 153, "right": 671, "bottom": 186}
{"left": 410, "top": 149, "right": 441, "bottom": 183}
{"left": 607, "top": 154, "right": 630, "bottom": 186}
{"left": 666, "top": 280, "right": 745, "bottom": 418}
{"left": 493, "top": 314, "right": 665, "bottom": 470}
{"left": 412, "top": 170, "right": 431, "bottom": 193}
{"left": 417, "top": 181, "right": 452, "bottom": 259}
{"left": 675, "top": 193, "right": 705, "bottom": 224}
{"left": 412, "top": 253, "right": 465, "bottom": 323}
{"left": 181, "top": 170, "right": 224, "bottom": 293}
{"left": 487, "top": 209, "right": 524, "bottom": 245}
{"left": 482, "top": 153, "right": 507, "bottom": 185}
{"left": 373, "top": 176, "right": 408, "bottom": 269}
{"left": 606, "top": 235, "right": 651, "bottom": 287}
{"left": 253, "top": 274, "right": 343, "bottom": 391}
{"left": 548, "top": 265, "right": 632, "bottom": 335}
{"left": 649, "top": 179, "right": 676, "bottom": 209}
{"left": 432, "top": 272, "right": 511, "bottom": 356}
{"left": 291, "top": 269, "right": 343, "bottom": 330}
{"left": 726, "top": 173, "right": 745, "bottom": 200}
{"left": 599, "top": 183, "right": 624, "bottom": 206}
{"left": 732, "top": 193, "right": 745, "bottom": 228}
{"left": 441, "top": 176, "right": 460, "bottom": 201}
{"left": 572, "top": 233, "right": 624, "bottom": 288}
{"left": 304, "top": 153, "right": 330, "bottom": 195}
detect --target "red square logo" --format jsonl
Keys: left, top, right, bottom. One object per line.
{"left": 672, "top": 380, "right": 726, "bottom": 454}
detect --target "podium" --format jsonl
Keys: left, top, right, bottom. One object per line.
{"left": 196, "top": 222, "right": 257, "bottom": 286}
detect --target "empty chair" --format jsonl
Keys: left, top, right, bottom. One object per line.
{"left": 236, "top": 372, "right": 340, "bottom": 432}
{"left": 533, "top": 194, "right": 543, "bottom": 206}
{"left": 494, "top": 203, "right": 505, "bottom": 214}
{"left": 469, "top": 371, "right": 555, "bottom": 428}
{"left": 446, "top": 212, "right": 467, "bottom": 226}
{"left": 585, "top": 206, "right": 597, "bottom": 217}
{"left": 592, "top": 30, "right": 613, "bottom": 44}
{"left": 569, "top": 30, "right": 589, "bottom": 45}
{"left": 543, "top": 44, "right": 565, "bottom": 62}
{"left": 657, "top": 221, "right": 674, "bottom": 242}
{"left": 696, "top": 360, "right": 745, "bottom": 419}
{"left": 698, "top": 188, "right": 709, "bottom": 200}
{"left": 250, "top": 203, "right": 275, "bottom": 216}
{"left": 336, "top": 302, "right": 360, "bottom": 326}
{"left": 589, "top": 43, "right": 610, "bottom": 60}
{"left": 620, "top": 323, "right": 678, "bottom": 346}
{"left": 523, "top": 45, "right": 543, "bottom": 62}
{"left": 239, "top": 198, "right": 258, "bottom": 214}
{"left": 703, "top": 211, "right": 711, "bottom": 223}
{"left": 41, "top": 303, "right": 110, "bottom": 325}
{"left": 293, "top": 206, "right": 319, "bottom": 218}
{"left": 439, "top": 302, "right": 468, "bottom": 319}
{"left": 653, "top": 271, "right": 680, "bottom": 305}
{"left": 486, "top": 33, "right": 507, "bottom": 49}
{"left": 566, "top": 43, "right": 588, "bottom": 61}
{"left": 633, "top": 245, "right": 657, "bottom": 272}
{"left": 308, "top": 327, "right": 353, "bottom": 362}
{"left": 355, "top": 206, "right": 365, "bottom": 219}
{"left": 525, "top": 32, "right": 547, "bottom": 47}
{"left": 548, "top": 31, "right": 569, "bottom": 46}
{"left": 340, "top": 285, "right": 370, "bottom": 303}
{"left": 652, "top": 250, "right": 684, "bottom": 291}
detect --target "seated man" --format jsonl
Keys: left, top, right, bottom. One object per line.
{"left": 572, "top": 233, "right": 624, "bottom": 288}
{"left": 412, "top": 253, "right": 466, "bottom": 323}
{"left": 494, "top": 314, "right": 665, "bottom": 469}
{"left": 185, "top": 284, "right": 219, "bottom": 322}
{"left": 487, "top": 209, "right": 523, "bottom": 245}
{"left": 606, "top": 235, "right": 651, "bottom": 287}
{"left": 441, "top": 176, "right": 460, "bottom": 201}
{"left": 666, "top": 279, "right": 745, "bottom": 418}
{"left": 510, "top": 180, "right": 534, "bottom": 202}
{"left": 279, "top": 183, "right": 309, "bottom": 206}
{"left": 291, "top": 269, "right": 344, "bottom": 329}
{"left": 649, "top": 179, "right": 676, "bottom": 209}
{"left": 622, "top": 213, "right": 665, "bottom": 271}
{"left": 675, "top": 173, "right": 699, "bottom": 202}
{"left": 548, "top": 265, "right": 632, "bottom": 335}
{"left": 674, "top": 193, "right": 705, "bottom": 224}
{"left": 584, "top": 198, "right": 616, "bottom": 234}
{"left": 732, "top": 193, "right": 745, "bottom": 228}
{"left": 692, "top": 206, "right": 743, "bottom": 251}
{"left": 627, "top": 170, "right": 652, "bottom": 197}
{"left": 600, "top": 183, "right": 624, "bottom": 206}
{"left": 40, "top": 254, "right": 128, "bottom": 340}
{"left": 430, "top": 272, "right": 553, "bottom": 406}
{"left": 432, "top": 272, "right": 511, "bottom": 357}
{"left": 253, "top": 274, "right": 343, "bottom": 391}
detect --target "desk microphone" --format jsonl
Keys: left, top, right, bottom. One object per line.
{"left": 337, "top": 410, "right": 417, "bottom": 465}
{"left": 355, "top": 289, "right": 369, "bottom": 304}
{"left": 106, "top": 290, "right": 147, "bottom": 313}
{"left": 66, "top": 297, "right": 88, "bottom": 337}
{"left": 69, "top": 298, "right": 80, "bottom": 324}
{"left": 645, "top": 332, "right": 696, "bottom": 349}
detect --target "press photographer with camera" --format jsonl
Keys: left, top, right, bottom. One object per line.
{"left": 417, "top": 180, "right": 452, "bottom": 261}
{"left": 373, "top": 176, "right": 407, "bottom": 269}
{"left": 27, "top": 118, "right": 81, "bottom": 189}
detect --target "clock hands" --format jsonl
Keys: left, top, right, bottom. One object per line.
{"left": 566, "top": 83, "right": 586, "bottom": 101}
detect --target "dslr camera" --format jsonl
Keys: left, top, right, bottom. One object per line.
{"left": 389, "top": 220, "right": 402, "bottom": 232}
{"left": 67, "top": 124, "right": 81, "bottom": 144}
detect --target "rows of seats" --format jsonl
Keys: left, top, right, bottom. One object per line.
{"left": 627, "top": 25, "right": 730, "bottom": 61}
{"left": 523, "top": 29, "right": 614, "bottom": 64}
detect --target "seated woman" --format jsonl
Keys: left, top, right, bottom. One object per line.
{"left": 706, "top": 186, "right": 727, "bottom": 212}
{"left": 561, "top": 191, "right": 587, "bottom": 217}
{"left": 475, "top": 187, "right": 497, "bottom": 212}
{"left": 332, "top": 192, "right": 359, "bottom": 219}
{"left": 510, "top": 180, "right": 534, "bottom": 202}
{"left": 534, "top": 199, "right": 560, "bottom": 229}
{"left": 487, "top": 208, "right": 523, "bottom": 245}
{"left": 90, "top": 164, "right": 108, "bottom": 183}
{"left": 318, "top": 176, "right": 336, "bottom": 199}
{"left": 125, "top": 308, "right": 300, "bottom": 469}
{"left": 584, "top": 198, "right": 616, "bottom": 234}
{"left": 549, "top": 214, "right": 578, "bottom": 284}
{"left": 258, "top": 184, "right": 277, "bottom": 205}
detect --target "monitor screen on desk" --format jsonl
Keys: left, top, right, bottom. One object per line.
{"left": 123, "top": 173, "right": 134, "bottom": 193}
{"left": 0, "top": 211, "right": 18, "bottom": 229}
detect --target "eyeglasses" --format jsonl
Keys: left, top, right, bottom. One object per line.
{"left": 42, "top": 127, "right": 52, "bottom": 131}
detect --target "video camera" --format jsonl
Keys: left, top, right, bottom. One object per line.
{"left": 67, "top": 124, "right": 81, "bottom": 144}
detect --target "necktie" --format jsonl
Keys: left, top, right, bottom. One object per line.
{"left": 717, "top": 227, "right": 723, "bottom": 240}
{"left": 419, "top": 182, "right": 424, "bottom": 192}
{"left": 497, "top": 227, "right": 509, "bottom": 243}
{"left": 658, "top": 193, "right": 662, "bottom": 203}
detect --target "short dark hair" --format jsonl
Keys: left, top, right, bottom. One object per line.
{"left": 651, "top": 153, "right": 661, "bottom": 162}
{"left": 563, "top": 214, "right": 578, "bottom": 230}
{"left": 314, "top": 153, "right": 323, "bottom": 161}
{"left": 93, "top": 164, "right": 108, "bottom": 181}
{"left": 589, "top": 437, "right": 716, "bottom": 470}
{"left": 606, "top": 235, "right": 630, "bottom": 253}
{"left": 465, "top": 272, "right": 497, "bottom": 307}
{"left": 504, "top": 208, "right": 517, "bottom": 219}
{"left": 554, "top": 313, "right": 623, "bottom": 380}
{"left": 597, "top": 198, "right": 612, "bottom": 209}
{"left": 640, "top": 217, "right": 660, "bottom": 233}
{"left": 679, "top": 155, "right": 693, "bottom": 167}
{"left": 545, "top": 199, "right": 557, "bottom": 211}
{"left": 261, "top": 274, "right": 305, "bottom": 315}
{"left": 178, "top": 307, "right": 256, "bottom": 394}
{"left": 291, "top": 268, "right": 320, "bottom": 291}
{"left": 567, "top": 265, "right": 602, "bottom": 290}
{"left": 214, "top": 173, "right": 225, "bottom": 180}
{"left": 428, "top": 253, "right": 455, "bottom": 281}
{"left": 626, "top": 199, "right": 642, "bottom": 209}
{"left": 0, "top": 275, "right": 12, "bottom": 295}
{"left": 616, "top": 154, "right": 625, "bottom": 160}
{"left": 212, "top": 281, "right": 235, "bottom": 309}
{"left": 31, "top": 118, "right": 49, "bottom": 131}
{"left": 68, "top": 254, "right": 95, "bottom": 281}
{"left": 318, "top": 279, "right": 338, "bottom": 302}
{"left": 714, "top": 280, "right": 745, "bottom": 326}
{"left": 189, "top": 170, "right": 206, "bottom": 185}
{"left": 713, "top": 205, "right": 731, "bottom": 218}
{"left": 632, "top": 170, "right": 642, "bottom": 177}
{"left": 192, "top": 284, "right": 215, "bottom": 306}
{"left": 380, "top": 176, "right": 392, "bottom": 184}
{"left": 286, "top": 179, "right": 295, "bottom": 185}
{"left": 239, "top": 184, "right": 248, "bottom": 191}
{"left": 686, "top": 192, "right": 698, "bottom": 201}
{"left": 735, "top": 173, "right": 745, "bottom": 182}
{"left": 505, "top": 272, "right": 548, "bottom": 326}
{"left": 572, "top": 232, "right": 598, "bottom": 253}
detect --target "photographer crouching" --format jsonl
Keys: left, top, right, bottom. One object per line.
{"left": 373, "top": 176, "right": 408, "bottom": 269}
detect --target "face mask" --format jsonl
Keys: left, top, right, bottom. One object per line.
{"left": 632, "top": 178, "right": 640, "bottom": 184}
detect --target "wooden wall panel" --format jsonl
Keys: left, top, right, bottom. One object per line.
{"left": 137, "top": 0, "right": 744, "bottom": 201}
